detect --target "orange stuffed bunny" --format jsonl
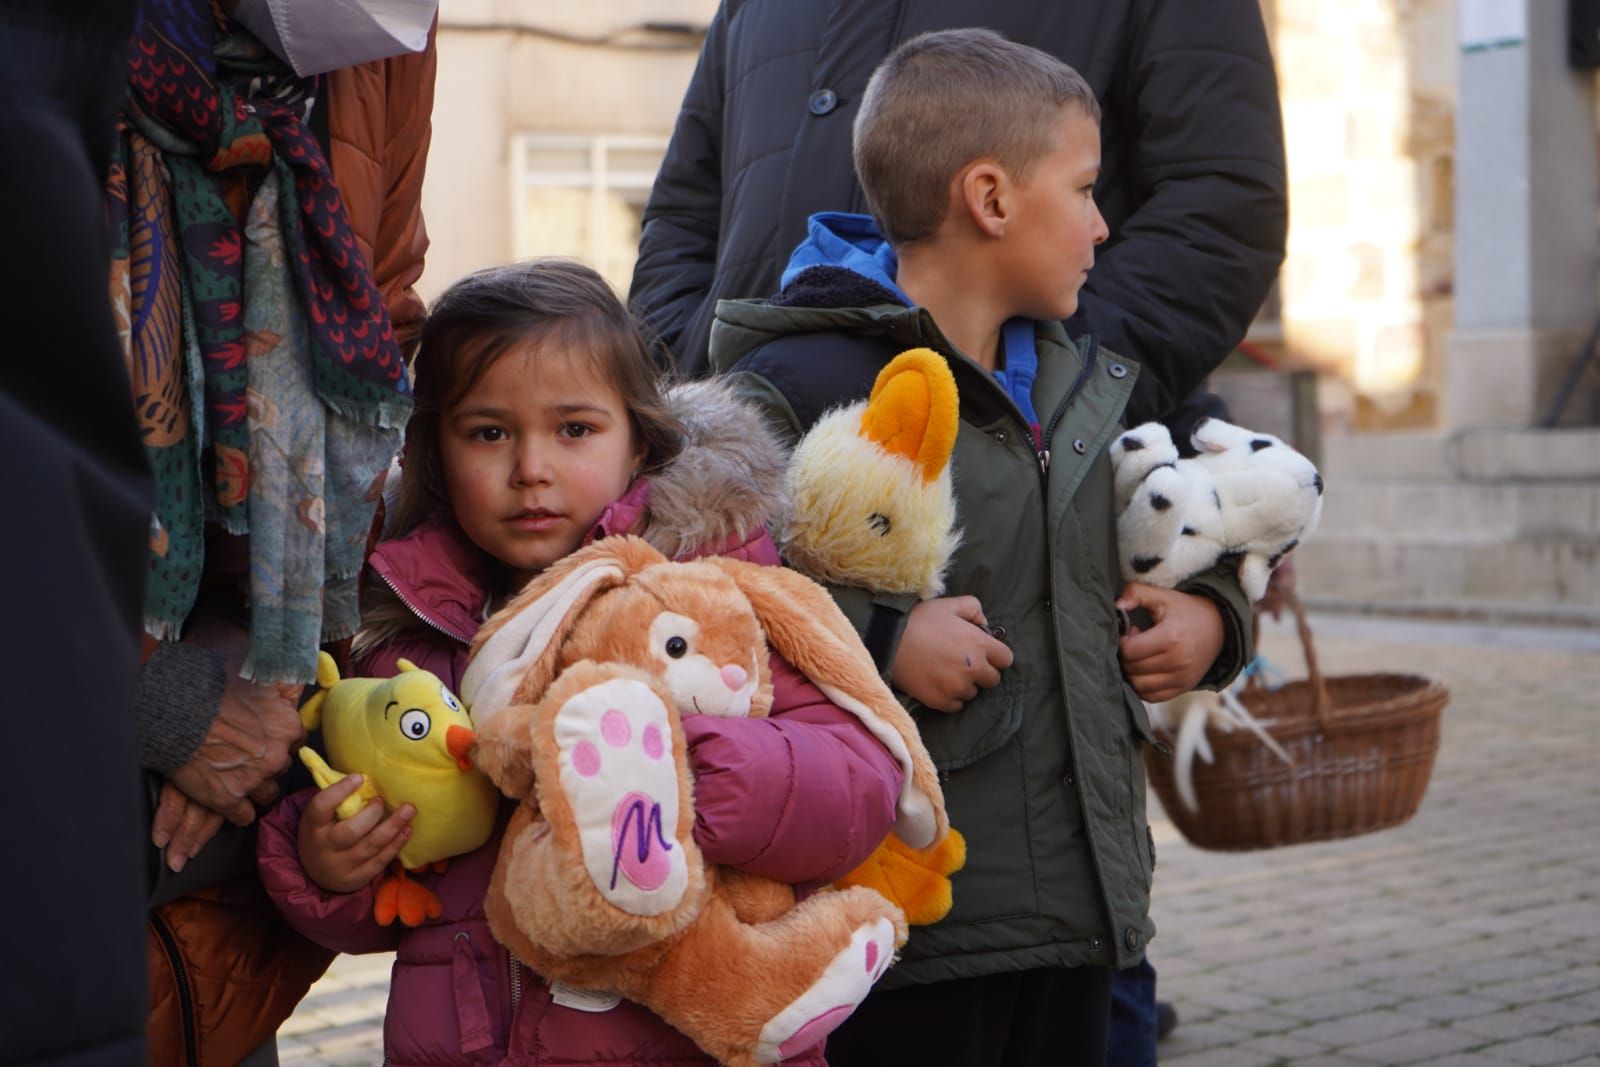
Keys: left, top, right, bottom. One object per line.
{"left": 459, "top": 536, "right": 949, "bottom": 1066}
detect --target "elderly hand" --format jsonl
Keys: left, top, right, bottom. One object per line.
{"left": 164, "top": 618, "right": 306, "bottom": 831}
{"left": 151, "top": 779, "right": 226, "bottom": 873}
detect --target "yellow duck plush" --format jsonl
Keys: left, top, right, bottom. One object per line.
{"left": 783, "top": 349, "right": 967, "bottom": 924}
{"left": 298, "top": 652, "right": 500, "bottom": 926}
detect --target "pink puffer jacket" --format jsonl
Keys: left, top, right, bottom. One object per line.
{"left": 258, "top": 502, "right": 904, "bottom": 1064}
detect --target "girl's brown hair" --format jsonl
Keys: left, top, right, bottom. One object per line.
{"left": 388, "top": 258, "right": 684, "bottom": 540}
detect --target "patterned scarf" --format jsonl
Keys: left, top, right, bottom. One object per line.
{"left": 106, "top": 0, "right": 411, "bottom": 682}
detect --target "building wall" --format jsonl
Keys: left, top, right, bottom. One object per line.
{"left": 1271, "top": 0, "right": 1458, "bottom": 434}
{"left": 420, "top": 1, "right": 716, "bottom": 299}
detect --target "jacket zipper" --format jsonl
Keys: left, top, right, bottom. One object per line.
{"left": 150, "top": 911, "right": 199, "bottom": 1067}
{"left": 508, "top": 948, "right": 524, "bottom": 1014}
{"left": 1038, "top": 335, "right": 1100, "bottom": 477}
{"left": 374, "top": 569, "right": 472, "bottom": 645}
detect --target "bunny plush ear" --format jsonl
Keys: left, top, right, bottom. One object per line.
{"left": 707, "top": 557, "right": 948, "bottom": 849}
{"left": 462, "top": 537, "right": 665, "bottom": 731}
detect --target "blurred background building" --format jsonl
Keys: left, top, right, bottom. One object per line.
{"left": 421, "top": 0, "right": 1600, "bottom": 622}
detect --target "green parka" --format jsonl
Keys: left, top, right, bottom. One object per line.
{"left": 710, "top": 290, "right": 1253, "bottom": 986}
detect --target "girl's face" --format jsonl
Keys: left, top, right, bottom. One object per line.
{"left": 439, "top": 339, "right": 645, "bottom": 583}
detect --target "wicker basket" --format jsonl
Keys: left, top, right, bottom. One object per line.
{"left": 1144, "top": 592, "right": 1448, "bottom": 852}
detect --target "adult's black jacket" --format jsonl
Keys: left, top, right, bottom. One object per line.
{"left": 0, "top": 1, "right": 152, "bottom": 1063}
{"left": 629, "top": 0, "right": 1288, "bottom": 424}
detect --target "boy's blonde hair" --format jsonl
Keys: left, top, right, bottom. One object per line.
{"left": 853, "top": 28, "right": 1101, "bottom": 245}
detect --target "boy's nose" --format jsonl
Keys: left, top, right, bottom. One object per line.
{"left": 720, "top": 664, "right": 748, "bottom": 691}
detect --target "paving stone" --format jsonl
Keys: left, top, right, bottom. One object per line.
{"left": 1293, "top": 1010, "right": 1431, "bottom": 1048}
{"left": 1159, "top": 1049, "right": 1277, "bottom": 1067}
{"left": 1477, "top": 1034, "right": 1596, "bottom": 1065}
{"left": 1239, "top": 1031, "right": 1332, "bottom": 1058}
{"left": 1275, "top": 988, "right": 1393, "bottom": 1022}
{"left": 1340, "top": 1025, "right": 1480, "bottom": 1064}
{"left": 1451, "top": 1011, "right": 1565, "bottom": 1041}
{"left": 1400, "top": 993, "right": 1514, "bottom": 1021}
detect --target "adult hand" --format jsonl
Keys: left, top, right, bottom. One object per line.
{"left": 298, "top": 774, "right": 414, "bottom": 894}
{"left": 167, "top": 618, "right": 305, "bottom": 827}
{"left": 1117, "top": 583, "right": 1225, "bottom": 704}
{"left": 151, "top": 779, "right": 225, "bottom": 873}
{"left": 890, "top": 596, "right": 1015, "bottom": 713}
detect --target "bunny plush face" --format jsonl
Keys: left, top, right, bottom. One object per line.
{"left": 548, "top": 563, "right": 772, "bottom": 719}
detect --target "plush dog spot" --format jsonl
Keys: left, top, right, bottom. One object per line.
{"left": 1150, "top": 493, "right": 1172, "bottom": 512}
{"left": 1131, "top": 555, "right": 1163, "bottom": 574}
{"left": 1250, "top": 438, "right": 1273, "bottom": 452}
{"left": 1120, "top": 436, "right": 1145, "bottom": 451}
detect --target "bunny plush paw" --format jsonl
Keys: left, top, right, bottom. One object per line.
{"left": 754, "top": 916, "right": 898, "bottom": 1063}
{"left": 551, "top": 673, "right": 691, "bottom": 917}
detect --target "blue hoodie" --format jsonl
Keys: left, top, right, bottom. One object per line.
{"left": 782, "top": 212, "right": 1042, "bottom": 441}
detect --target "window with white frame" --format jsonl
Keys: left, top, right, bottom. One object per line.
{"left": 513, "top": 134, "right": 668, "bottom": 292}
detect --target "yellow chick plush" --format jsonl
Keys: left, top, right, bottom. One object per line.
{"left": 298, "top": 652, "right": 499, "bottom": 926}
{"left": 783, "top": 349, "right": 968, "bottom": 923}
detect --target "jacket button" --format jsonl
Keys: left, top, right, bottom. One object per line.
{"left": 808, "top": 89, "right": 838, "bottom": 115}
{"left": 995, "top": 429, "right": 1008, "bottom": 444}
{"left": 1073, "top": 438, "right": 1087, "bottom": 454}
{"left": 1125, "top": 927, "right": 1141, "bottom": 951}
{"left": 1062, "top": 772, "right": 1074, "bottom": 787}
{"left": 1109, "top": 362, "right": 1128, "bottom": 379}
{"left": 1089, "top": 937, "right": 1104, "bottom": 952}
{"left": 989, "top": 624, "right": 1006, "bottom": 639}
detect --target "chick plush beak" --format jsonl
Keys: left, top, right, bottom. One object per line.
{"left": 447, "top": 725, "right": 476, "bottom": 771}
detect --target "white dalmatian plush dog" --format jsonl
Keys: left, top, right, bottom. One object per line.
{"left": 1110, "top": 417, "right": 1324, "bottom": 602}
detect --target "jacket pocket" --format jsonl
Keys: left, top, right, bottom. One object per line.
{"left": 907, "top": 638, "right": 1025, "bottom": 773}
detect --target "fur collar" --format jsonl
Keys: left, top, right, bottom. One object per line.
{"left": 640, "top": 378, "right": 790, "bottom": 560}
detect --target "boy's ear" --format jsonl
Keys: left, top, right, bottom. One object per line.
{"left": 958, "top": 161, "right": 1009, "bottom": 238}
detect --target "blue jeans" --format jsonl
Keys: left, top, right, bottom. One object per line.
{"left": 1107, "top": 955, "right": 1158, "bottom": 1067}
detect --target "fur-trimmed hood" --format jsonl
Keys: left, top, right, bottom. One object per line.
{"left": 637, "top": 377, "right": 791, "bottom": 561}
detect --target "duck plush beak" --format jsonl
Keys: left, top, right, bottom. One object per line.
{"left": 446, "top": 725, "right": 476, "bottom": 771}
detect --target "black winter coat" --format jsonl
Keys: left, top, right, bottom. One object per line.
{"left": 630, "top": 0, "right": 1287, "bottom": 424}
{"left": 0, "top": 1, "right": 153, "bottom": 1063}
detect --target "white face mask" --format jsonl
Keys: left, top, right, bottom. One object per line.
{"left": 234, "top": 0, "right": 437, "bottom": 77}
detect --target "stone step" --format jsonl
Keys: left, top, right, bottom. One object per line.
{"left": 1295, "top": 536, "right": 1600, "bottom": 610}
{"left": 1319, "top": 427, "right": 1600, "bottom": 483}
{"left": 1314, "top": 480, "right": 1600, "bottom": 543}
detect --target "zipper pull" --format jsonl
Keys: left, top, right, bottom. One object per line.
{"left": 1038, "top": 449, "right": 1051, "bottom": 473}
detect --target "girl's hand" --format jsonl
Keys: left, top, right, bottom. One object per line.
{"left": 891, "top": 596, "right": 1015, "bottom": 713}
{"left": 1117, "top": 583, "right": 1225, "bottom": 703}
{"left": 297, "top": 774, "right": 415, "bottom": 894}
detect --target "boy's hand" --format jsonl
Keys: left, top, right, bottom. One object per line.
{"left": 1117, "top": 583, "right": 1225, "bottom": 703}
{"left": 297, "top": 774, "right": 415, "bottom": 894}
{"left": 891, "top": 596, "right": 1015, "bottom": 713}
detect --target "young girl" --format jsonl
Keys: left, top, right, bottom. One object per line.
{"left": 256, "top": 260, "right": 906, "bottom": 1065}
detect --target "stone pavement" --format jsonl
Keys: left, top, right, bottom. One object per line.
{"left": 280, "top": 612, "right": 1600, "bottom": 1066}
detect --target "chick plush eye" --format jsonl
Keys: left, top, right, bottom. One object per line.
{"left": 665, "top": 636, "right": 688, "bottom": 659}
{"left": 440, "top": 687, "right": 462, "bottom": 714}
{"left": 399, "top": 709, "right": 431, "bottom": 740}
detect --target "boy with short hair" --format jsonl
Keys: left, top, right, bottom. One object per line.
{"left": 710, "top": 29, "right": 1254, "bottom": 1065}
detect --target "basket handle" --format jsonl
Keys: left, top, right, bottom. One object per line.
{"left": 1283, "top": 588, "right": 1334, "bottom": 730}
